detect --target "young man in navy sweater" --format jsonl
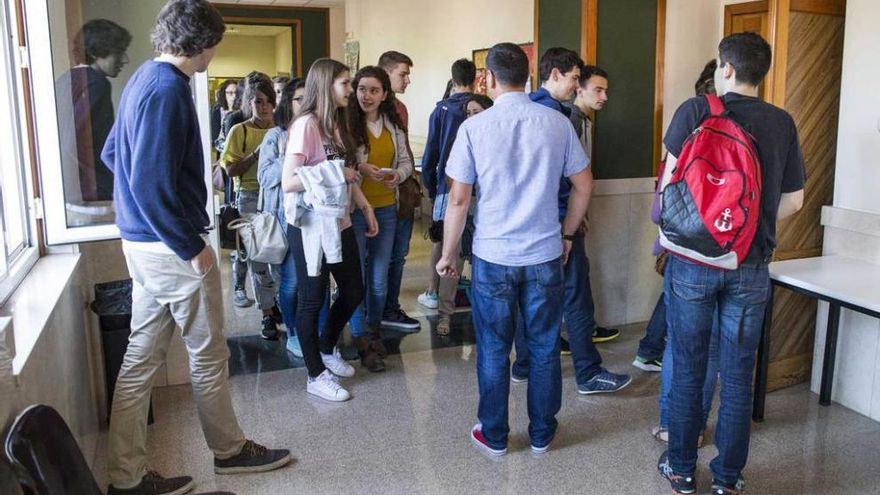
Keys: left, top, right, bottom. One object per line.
{"left": 515, "top": 47, "right": 631, "bottom": 395}
{"left": 101, "top": 2, "right": 289, "bottom": 494}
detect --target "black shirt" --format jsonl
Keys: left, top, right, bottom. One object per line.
{"left": 664, "top": 93, "right": 806, "bottom": 263}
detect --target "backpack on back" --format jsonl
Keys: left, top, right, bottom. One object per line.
{"left": 659, "top": 94, "right": 762, "bottom": 270}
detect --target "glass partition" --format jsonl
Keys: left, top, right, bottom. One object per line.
{"left": 25, "top": 0, "right": 214, "bottom": 244}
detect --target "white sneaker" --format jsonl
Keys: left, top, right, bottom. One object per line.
{"left": 417, "top": 290, "right": 439, "bottom": 309}
{"left": 321, "top": 348, "right": 356, "bottom": 378}
{"left": 307, "top": 370, "right": 351, "bottom": 402}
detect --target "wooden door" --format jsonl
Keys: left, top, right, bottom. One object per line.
{"left": 724, "top": 2, "right": 770, "bottom": 100}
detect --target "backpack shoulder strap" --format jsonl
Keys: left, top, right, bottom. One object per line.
{"left": 705, "top": 94, "right": 725, "bottom": 117}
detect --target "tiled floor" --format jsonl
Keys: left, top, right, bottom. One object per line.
{"left": 91, "top": 220, "right": 880, "bottom": 494}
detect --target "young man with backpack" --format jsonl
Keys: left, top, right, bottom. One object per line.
{"left": 657, "top": 33, "right": 805, "bottom": 495}
{"left": 517, "top": 47, "right": 630, "bottom": 395}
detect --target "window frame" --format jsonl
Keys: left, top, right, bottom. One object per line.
{"left": 0, "top": 0, "right": 39, "bottom": 304}
{"left": 22, "top": 0, "right": 216, "bottom": 247}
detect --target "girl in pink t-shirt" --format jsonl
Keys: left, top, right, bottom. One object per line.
{"left": 281, "top": 58, "right": 378, "bottom": 402}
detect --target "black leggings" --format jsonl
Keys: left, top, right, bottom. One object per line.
{"left": 288, "top": 226, "right": 364, "bottom": 378}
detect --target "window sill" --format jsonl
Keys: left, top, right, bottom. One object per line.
{"left": 0, "top": 253, "right": 82, "bottom": 375}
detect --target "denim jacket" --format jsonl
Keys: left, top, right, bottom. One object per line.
{"left": 257, "top": 126, "right": 288, "bottom": 224}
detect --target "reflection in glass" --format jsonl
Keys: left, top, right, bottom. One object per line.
{"left": 55, "top": 17, "right": 130, "bottom": 225}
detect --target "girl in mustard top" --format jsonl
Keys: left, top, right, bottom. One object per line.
{"left": 346, "top": 66, "right": 414, "bottom": 372}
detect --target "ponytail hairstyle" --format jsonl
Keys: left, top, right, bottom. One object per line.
{"left": 297, "top": 58, "right": 355, "bottom": 163}
{"left": 347, "top": 65, "right": 404, "bottom": 151}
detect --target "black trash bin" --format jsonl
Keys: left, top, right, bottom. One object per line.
{"left": 91, "top": 279, "right": 153, "bottom": 424}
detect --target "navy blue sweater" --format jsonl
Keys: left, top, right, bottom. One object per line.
{"left": 422, "top": 91, "right": 472, "bottom": 199}
{"left": 530, "top": 87, "right": 573, "bottom": 220}
{"left": 101, "top": 61, "right": 208, "bottom": 260}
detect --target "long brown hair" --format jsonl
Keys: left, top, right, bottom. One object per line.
{"left": 347, "top": 66, "right": 404, "bottom": 151}
{"left": 297, "top": 58, "right": 355, "bottom": 163}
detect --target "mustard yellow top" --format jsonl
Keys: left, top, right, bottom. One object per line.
{"left": 221, "top": 122, "right": 270, "bottom": 193}
{"left": 361, "top": 127, "right": 396, "bottom": 208}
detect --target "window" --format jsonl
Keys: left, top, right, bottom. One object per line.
{"left": 23, "top": 0, "right": 215, "bottom": 245}
{"left": 0, "top": 0, "right": 37, "bottom": 302}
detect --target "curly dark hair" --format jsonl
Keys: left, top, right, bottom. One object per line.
{"left": 74, "top": 19, "right": 131, "bottom": 65}
{"left": 151, "top": 0, "right": 225, "bottom": 57}
{"left": 347, "top": 66, "right": 404, "bottom": 151}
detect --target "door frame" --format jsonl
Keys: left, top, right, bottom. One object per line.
{"left": 579, "top": 0, "right": 666, "bottom": 172}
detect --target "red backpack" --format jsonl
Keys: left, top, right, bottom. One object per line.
{"left": 659, "top": 94, "right": 762, "bottom": 270}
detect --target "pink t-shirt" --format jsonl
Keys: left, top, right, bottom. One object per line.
{"left": 287, "top": 114, "right": 352, "bottom": 229}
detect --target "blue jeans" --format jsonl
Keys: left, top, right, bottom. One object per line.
{"left": 659, "top": 306, "right": 719, "bottom": 430}
{"left": 350, "top": 205, "right": 397, "bottom": 336}
{"left": 277, "top": 223, "right": 329, "bottom": 338}
{"left": 512, "top": 234, "right": 603, "bottom": 385}
{"left": 384, "top": 214, "right": 414, "bottom": 315}
{"left": 665, "top": 255, "right": 769, "bottom": 484}
{"left": 472, "top": 255, "right": 564, "bottom": 450}
{"left": 637, "top": 294, "right": 668, "bottom": 361}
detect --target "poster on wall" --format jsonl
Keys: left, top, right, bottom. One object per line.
{"left": 344, "top": 40, "right": 360, "bottom": 71}
{"left": 472, "top": 42, "right": 535, "bottom": 95}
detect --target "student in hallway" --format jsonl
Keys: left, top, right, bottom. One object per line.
{"left": 347, "top": 65, "right": 414, "bottom": 372}
{"left": 419, "top": 58, "right": 477, "bottom": 335}
{"left": 657, "top": 33, "right": 805, "bottom": 495}
{"left": 516, "top": 48, "right": 631, "bottom": 395}
{"left": 438, "top": 42, "right": 593, "bottom": 456}
{"left": 258, "top": 78, "right": 331, "bottom": 359}
{"left": 101, "top": 2, "right": 290, "bottom": 493}
{"left": 281, "top": 58, "right": 378, "bottom": 402}
{"left": 221, "top": 75, "right": 283, "bottom": 340}
{"left": 377, "top": 50, "right": 422, "bottom": 331}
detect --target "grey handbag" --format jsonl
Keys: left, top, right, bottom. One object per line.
{"left": 227, "top": 212, "right": 288, "bottom": 264}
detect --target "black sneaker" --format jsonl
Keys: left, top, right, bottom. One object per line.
{"left": 710, "top": 478, "right": 745, "bottom": 495}
{"left": 592, "top": 326, "right": 620, "bottom": 343}
{"left": 381, "top": 309, "right": 420, "bottom": 331}
{"left": 657, "top": 451, "right": 696, "bottom": 494}
{"left": 261, "top": 315, "right": 279, "bottom": 340}
{"left": 107, "top": 470, "right": 194, "bottom": 495}
{"left": 560, "top": 337, "right": 572, "bottom": 355}
{"left": 271, "top": 304, "right": 283, "bottom": 325}
{"left": 214, "top": 439, "right": 292, "bottom": 474}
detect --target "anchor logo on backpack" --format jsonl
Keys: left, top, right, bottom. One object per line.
{"left": 715, "top": 208, "right": 733, "bottom": 233}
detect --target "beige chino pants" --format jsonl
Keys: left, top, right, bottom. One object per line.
{"left": 107, "top": 243, "right": 246, "bottom": 487}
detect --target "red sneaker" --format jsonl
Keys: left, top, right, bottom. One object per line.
{"left": 470, "top": 424, "right": 507, "bottom": 456}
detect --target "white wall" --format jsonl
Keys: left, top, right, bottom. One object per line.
{"left": 345, "top": 0, "right": 533, "bottom": 148}
{"left": 812, "top": 0, "right": 880, "bottom": 421}
{"left": 831, "top": 0, "right": 880, "bottom": 214}
{"left": 211, "top": 34, "right": 278, "bottom": 78}
{"left": 661, "top": 0, "right": 722, "bottom": 133}
{"left": 329, "top": 5, "right": 346, "bottom": 62}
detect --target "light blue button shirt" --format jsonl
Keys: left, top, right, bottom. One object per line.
{"left": 444, "top": 91, "right": 589, "bottom": 266}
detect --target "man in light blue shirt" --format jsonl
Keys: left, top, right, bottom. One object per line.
{"left": 437, "top": 42, "right": 593, "bottom": 456}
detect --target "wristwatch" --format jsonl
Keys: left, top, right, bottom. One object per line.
{"left": 562, "top": 234, "right": 577, "bottom": 241}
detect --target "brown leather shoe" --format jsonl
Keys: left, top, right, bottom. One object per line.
{"left": 356, "top": 336, "right": 385, "bottom": 372}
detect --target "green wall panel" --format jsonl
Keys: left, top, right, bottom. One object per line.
{"left": 537, "top": 0, "right": 582, "bottom": 56}
{"left": 594, "top": 0, "right": 657, "bottom": 179}
{"left": 215, "top": 6, "right": 329, "bottom": 77}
